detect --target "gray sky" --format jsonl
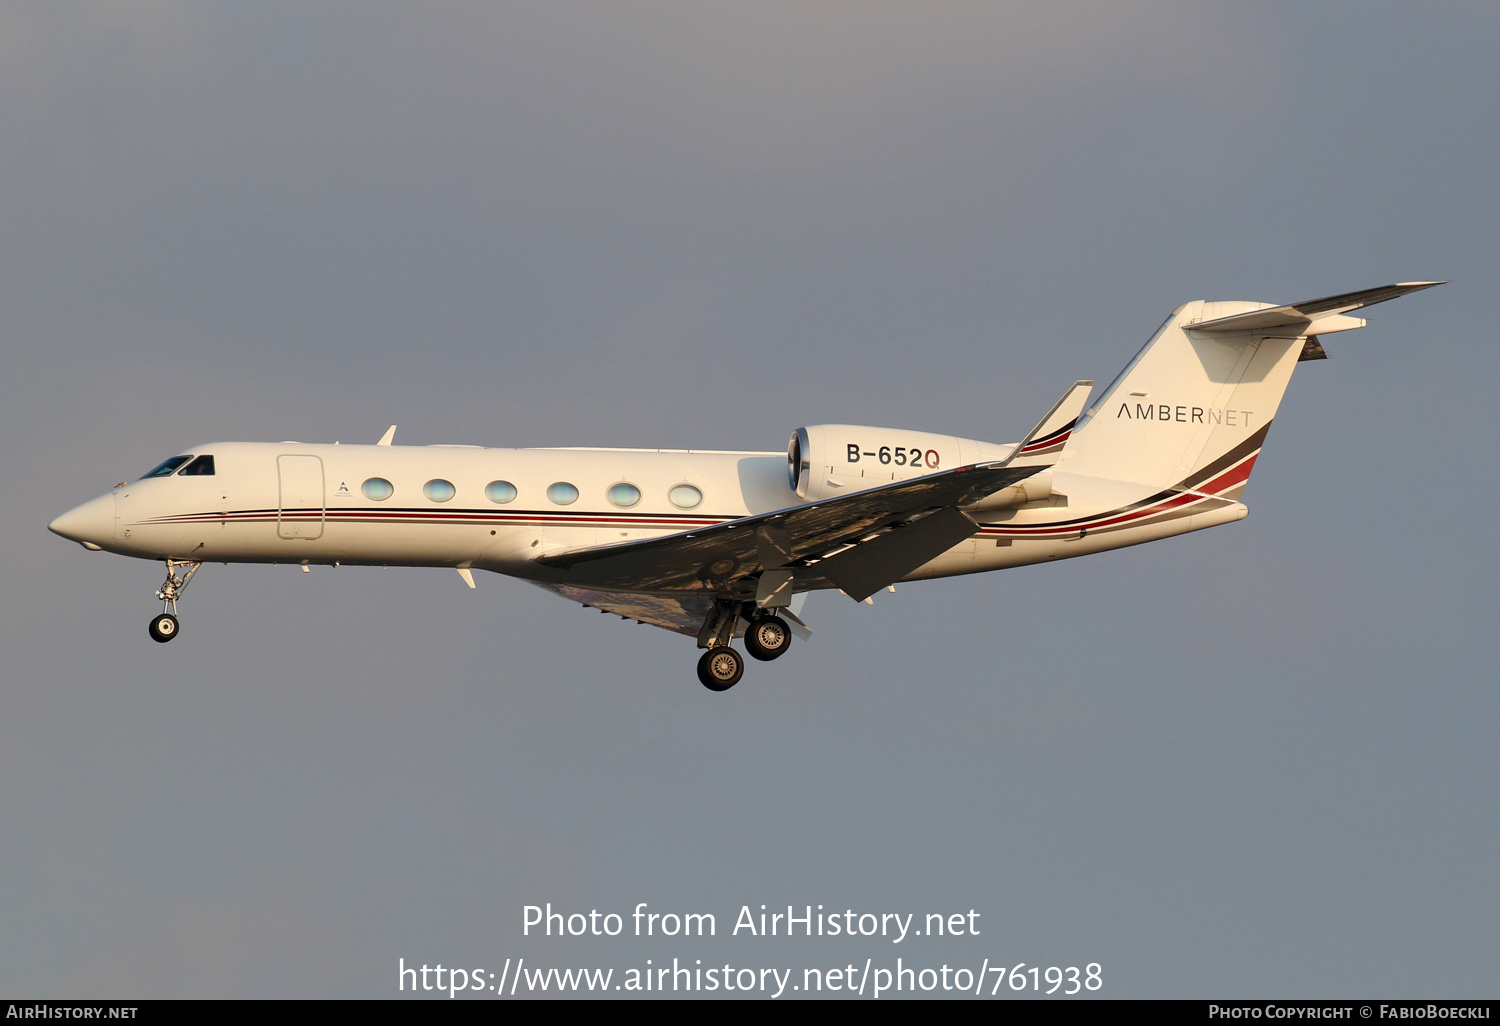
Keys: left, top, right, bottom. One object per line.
{"left": 4, "top": 1, "right": 1497, "bottom": 998}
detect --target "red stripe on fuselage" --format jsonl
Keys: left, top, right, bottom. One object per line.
{"left": 141, "top": 507, "right": 729, "bottom": 529}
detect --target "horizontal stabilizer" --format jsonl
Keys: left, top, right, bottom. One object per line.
{"left": 1189, "top": 281, "right": 1445, "bottom": 334}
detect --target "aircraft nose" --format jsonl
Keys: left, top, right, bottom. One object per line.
{"left": 49, "top": 493, "right": 114, "bottom": 548}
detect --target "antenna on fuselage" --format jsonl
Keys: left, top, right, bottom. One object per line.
{"left": 376, "top": 425, "right": 397, "bottom": 446}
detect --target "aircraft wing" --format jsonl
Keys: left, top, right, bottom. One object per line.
{"left": 530, "top": 584, "right": 814, "bottom": 639}
{"left": 534, "top": 460, "right": 1044, "bottom": 601}
{"left": 530, "top": 582, "right": 727, "bottom": 638}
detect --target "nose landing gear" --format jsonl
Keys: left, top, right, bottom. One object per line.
{"left": 149, "top": 559, "right": 201, "bottom": 643}
{"left": 149, "top": 612, "right": 179, "bottom": 642}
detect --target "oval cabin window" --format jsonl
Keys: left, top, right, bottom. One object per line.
{"left": 606, "top": 482, "right": 642, "bottom": 508}
{"left": 423, "top": 479, "right": 456, "bottom": 502}
{"left": 547, "top": 482, "right": 579, "bottom": 505}
{"left": 668, "top": 483, "right": 702, "bottom": 509}
{"left": 362, "top": 478, "right": 394, "bottom": 501}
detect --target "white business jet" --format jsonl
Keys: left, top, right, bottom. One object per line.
{"left": 50, "top": 282, "right": 1441, "bottom": 690}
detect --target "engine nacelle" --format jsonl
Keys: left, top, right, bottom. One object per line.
{"left": 788, "top": 424, "right": 1022, "bottom": 502}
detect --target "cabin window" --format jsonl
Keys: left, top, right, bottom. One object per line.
{"left": 546, "top": 482, "right": 579, "bottom": 505}
{"left": 669, "top": 483, "right": 703, "bottom": 509}
{"left": 485, "top": 480, "right": 518, "bottom": 504}
{"left": 606, "top": 482, "right": 641, "bottom": 508}
{"left": 423, "top": 479, "right": 456, "bottom": 502}
{"left": 362, "top": 477, "right": 394, "bottom": 501}
{"left": 141, "top": 456, "right": 191, "bottom": 479}
{"left": 178, "top": 454, "right": 215, "bottom": 476}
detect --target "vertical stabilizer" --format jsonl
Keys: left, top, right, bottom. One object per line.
{"left": 1065, "top": 283, "right": 1442, "bottom": 499}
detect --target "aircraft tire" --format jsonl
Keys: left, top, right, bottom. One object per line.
{"left": 744, "top": 616, "right": 792, "bottom": 661}
{"left": 697, "top": 646, "right": 744, "bottom": 691}
{"left": 149, "top": 613, "right": 179, "bottom": 643}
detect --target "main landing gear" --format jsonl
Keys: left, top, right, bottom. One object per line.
{"left": 744, "top": 615, "right": 793, "bottom": 661}
{"left": 148, "top": 558, "right": 201, "bottom": 643}
{"left": 696, "top": 647, "right": 744, "bottom": 691}
{"left": 695, "top": 602, "right": 794, "bottom": 692}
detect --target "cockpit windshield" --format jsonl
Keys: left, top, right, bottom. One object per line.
{"left": 179, "top": 455, "right": 215, "bottom": 476}
{"left": 141, "top": 456, "right": 192, "bottom": 479}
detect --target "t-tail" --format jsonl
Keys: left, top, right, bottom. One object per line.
{"left": 1062, "top": 282, "right": 1445, "bottom": 501}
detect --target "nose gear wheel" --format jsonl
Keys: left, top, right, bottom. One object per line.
{"left": 148, "top": 559, "right": 201, "bottom": 643}
{"left": 149, "top": 613, "right": 179, "bottom": 643}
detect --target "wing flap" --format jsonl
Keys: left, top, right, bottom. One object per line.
{"left": 815, "top": 506, "right": 978, "bottom": 601}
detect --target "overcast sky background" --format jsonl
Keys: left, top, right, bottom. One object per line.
{"left": 3, "top": 2, "right": 1497, "bottom": 999}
